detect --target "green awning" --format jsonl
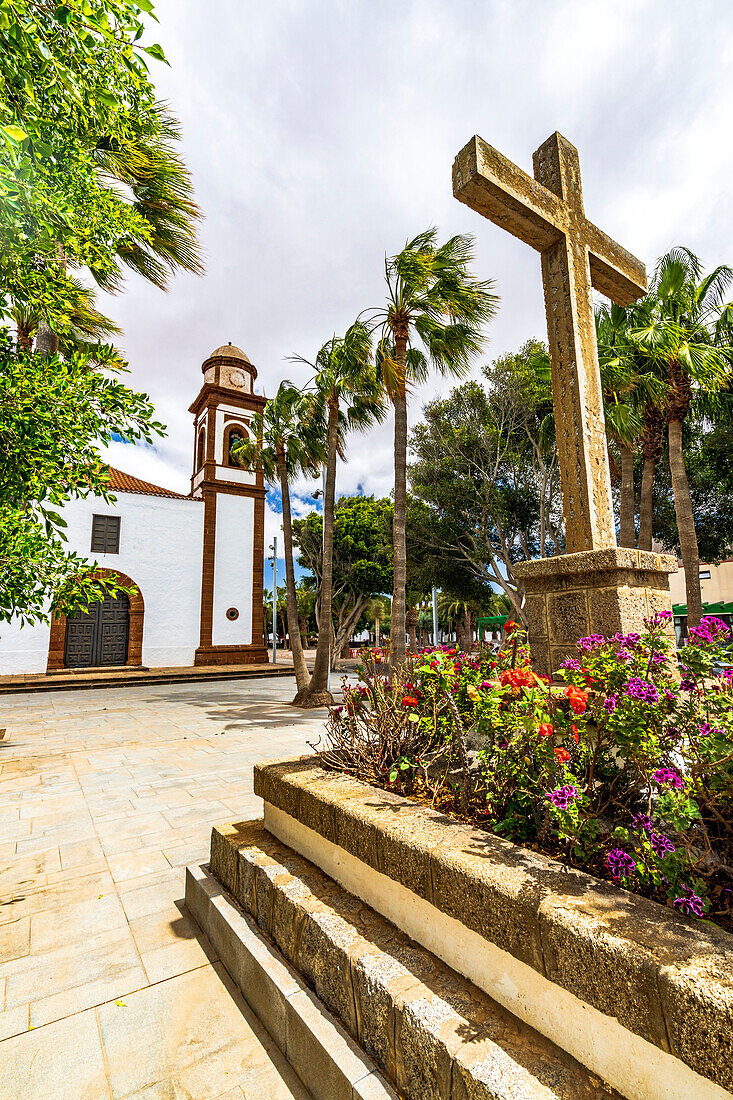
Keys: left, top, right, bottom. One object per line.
{"left": 672, "top": 601, "right": 733, "bottom": 617}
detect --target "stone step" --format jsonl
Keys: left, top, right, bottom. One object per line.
{"left": 187, "top": 820, "right": 622, "bottom": 1100}
{"left": 186, "top": 861, "right": 397, "bottom": 1100}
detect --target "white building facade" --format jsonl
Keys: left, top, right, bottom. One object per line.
{"left": 0, "top": 343, "right": 267, "bottom": 675}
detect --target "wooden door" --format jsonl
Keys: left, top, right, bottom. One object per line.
{"left": 64, "top": 595, "right": 130, "bottom": 668}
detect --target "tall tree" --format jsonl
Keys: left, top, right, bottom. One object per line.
{"left": 631, "top": 249, "right": 733, "bottom": 624}
{"left": 292, "top": 495, "right": 393, "bottom": 666}
{"left": 233, "top": 383, "right": 326, "bottom": 701}
{"left": 407, "top": 346, "right": 561, "bottom": 623}
{"left": 370, "top": 230, "right": 498, "bottom": 666}
{"left": 595, "top": 303, "right": 666, "bottom": 549}
{"left": 1, "top": 1, "right": 201, "bottom": 348}
{"left": 293, "top": 323, "right": 386, "bottom": 705}
{"left": 0, "top": 332, "right": 163, "bottom": 621}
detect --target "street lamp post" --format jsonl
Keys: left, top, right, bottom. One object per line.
{"left": 312, "top": 470, "right": 331, "bottom": 692}
{"left": 270, "top": 537, "right": 277, "bottom": 664}
{"left": 432, "top": 586, "right": 439, "bottom": 648}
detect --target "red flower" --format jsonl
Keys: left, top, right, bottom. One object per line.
{"left": 538, "top": 722, "right": 554, "bottom": 738}
{"left": 504, "top": 620, "right": 519, "bottom": 635}
{"left": 401, "top": 696, "right": 419, "bottom": 708}
{"left": 555, "top": 747, "right": 571, "bottom": 764}
{"left": 500, "top": 667, "right": 538, "bottom": 693}
{"left": 565, "top": 685, "right": 589, "bottom": 714}
{"left": 570, "top": 724, "right": 579, "bottom": 744}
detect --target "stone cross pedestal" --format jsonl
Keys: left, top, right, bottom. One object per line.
{"left": 453, "top": 133, "right": 676, "bottom": 671}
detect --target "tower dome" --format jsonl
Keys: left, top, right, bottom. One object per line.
{"left": 201, "top": 342, "right": 257, "bottom": 388}
{"left": 208, "top": 343, "right": 252, "bottom": 364}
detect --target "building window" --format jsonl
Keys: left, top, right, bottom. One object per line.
{"left": 699, "top": 570, "right": 711, "bottom": 580}
{"left": 227, "top": 427, "right": 246, "bottom": 467}
{"left": 91, "top": 514, "right": 120, "bottom": 554}
{"left": 196, "top": 427, "right": 206, "bottom": 470}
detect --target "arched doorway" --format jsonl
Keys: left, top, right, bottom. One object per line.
{"left": 64, "top": 594, "right": 130, "bottom": 668}
{"left": 47, "top": 570, "right": 145, "bottom": 671}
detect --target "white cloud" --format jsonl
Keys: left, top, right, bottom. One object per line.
{"left": 98, "top": 0, "right": 733, "bottom": 515}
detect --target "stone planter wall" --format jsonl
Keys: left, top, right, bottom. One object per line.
{"left": 247, "top": 754, "right": 733, "bottom": 1100}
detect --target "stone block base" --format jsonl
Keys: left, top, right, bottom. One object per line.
{"left": 512, "top": 548, "right": 678, "bottom": 675}
{"left": 194, "top": 644, "right": 269, "bottom": 666}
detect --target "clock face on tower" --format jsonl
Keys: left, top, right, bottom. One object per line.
{"left": 227, "top": 368, "right": 247, "bottom": 390}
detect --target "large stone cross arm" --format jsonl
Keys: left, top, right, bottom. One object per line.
{"left": 452, "top": 135, "right": 646, "bottom": 306}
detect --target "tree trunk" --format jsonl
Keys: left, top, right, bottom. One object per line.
{"left": 638, "top": 403, "right": 664, "bottom": 552}
{"left": 619, "top": 441, "right": 636, "bottom": 548}
{"left": 391, "top": 333, "right": 408, "bottom": 667}
{"left": 638, "top": 454, "right": 656, "bottom": 551}
{"left": 277, "top": 453, "right": 310, "bottom": 697}
{"left": 456, "top": 609, "right": 472, "bottom": 652}
{"left": 668, "top": 417, "right": 702, "bottom": 627}
{"left": 34, "top": 321, "right": 58, "bottom": 357}
{"left": 298, "top": 400, "right": 338, "bottom": 705}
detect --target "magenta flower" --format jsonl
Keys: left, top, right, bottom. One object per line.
{"left": 603, "top": 694, "right": 618, "bottom": 714}
{"left": 625, "top": 677, "right": 660, "bottom": 705}
{"left": 561, "top": 658, "right": 582, "bottom": 670}
{"left": 616, "top": 649, "right": 633, "bottom": 662}
{"left": 632, "top": 813, "right": 653, "bottom": 831}
{"left": 673, "top": 886, "right": 704, "bottom": 918}
{"left": 578, "top": 634, "right": 605, "bottom": 651}
{"left": 605, "top": 848, "right": 635, "bottom": 881}
{"left": 545, "top": 785, "right": 579, "bottom": 809}
{"left": 650, "top": 831, "right": 675, "bottom": 856}
{"left": 652, "top": 767, "right": 684, "bottom": 790}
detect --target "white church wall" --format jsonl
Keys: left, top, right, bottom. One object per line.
{"left": 0, "top": 618, "right": 52, "bottom": 675}
{"left": 0, "top": 491, "right": 204, "bottom": 674}
{"left": 212, "top": 493, "right": 254, "bottom": 646}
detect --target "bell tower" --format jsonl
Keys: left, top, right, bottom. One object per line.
{"left": 189, "top": 343, "right": 268, "bottom": 664}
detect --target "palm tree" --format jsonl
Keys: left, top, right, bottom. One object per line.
{"left": 631, "top": 248, "right": 733, "bottom": 625}
{"left": 365, "top": 595, "right": 388, "bottom": 649}
{"left": 370, "top": 230, "right": 498, "bottom": 667}
{"left": 233, "top": 383, "right": 325, "bottom": 702}
{"left": 294, "top": 322, "right": 386, "bottom": 706}
{"left": 24, "top": 101, "right": 202, "bottom": 353}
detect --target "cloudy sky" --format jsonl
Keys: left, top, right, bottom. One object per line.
{"left": 101, "top": 0, "right": 733, "bottom": 565}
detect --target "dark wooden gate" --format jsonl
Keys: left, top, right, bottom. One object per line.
{"left": 64, "top": 595, "right": 130, "bottom": 668}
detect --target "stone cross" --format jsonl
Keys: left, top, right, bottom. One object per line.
{"left": 453, "top": 133, "right": 647, "bottom": 554}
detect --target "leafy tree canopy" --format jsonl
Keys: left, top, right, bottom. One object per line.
{"left": 293, "top": 494, "right": 393, "bottom": 657}
{"left": 407, "top": 340, "right": 562, "bottom": 623}
{"left": 0, "top": 0, "right": 201, "bottom": 344}
{"left": 0, "top": 331, "right": 164, "bottom": 622}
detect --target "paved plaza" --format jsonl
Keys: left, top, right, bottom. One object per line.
{"left": 0, "top": 676, "right": 329, "bottom": 1099}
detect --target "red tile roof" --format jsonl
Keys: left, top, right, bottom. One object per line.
{"left": 107, "top": 466, "right": 190, "bottom": 500}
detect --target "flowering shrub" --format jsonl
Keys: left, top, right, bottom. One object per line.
{"left": 318, "top": 613, "right": 733, "bottom": 929}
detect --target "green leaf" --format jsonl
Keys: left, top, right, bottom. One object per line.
{"left": 54, "top": 6, "right": 72, "bottom": 22}
{"left": 2, "top": 125, "right": 27, "bottom": 143}
{"left": 141, "top": 42, "right": 168, "bottom": 64}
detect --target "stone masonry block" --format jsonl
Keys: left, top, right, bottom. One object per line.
{"left": 209, "top": 821, "right": 256, "bottom": 896}
{"left": 538, "top": 883, "right": 675, "bottom": 1049}
{"left": 548, "top": 589, "right": 589, "bottom": 644}
{"left": 523, "top": 593, "right": 549, "bottom": 640}
{"left": 429, "top": 833, "right": 545, "bottom": 972}
{"left": 659, "top": 949, "right": 733, "bottom": 1090}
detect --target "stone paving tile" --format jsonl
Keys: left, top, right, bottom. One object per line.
{"left": 0, "top": 675, "right": 323, "bottom": 1097}
{"left": 0, "top": 1008, "right": 110, "bottom": 1100}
